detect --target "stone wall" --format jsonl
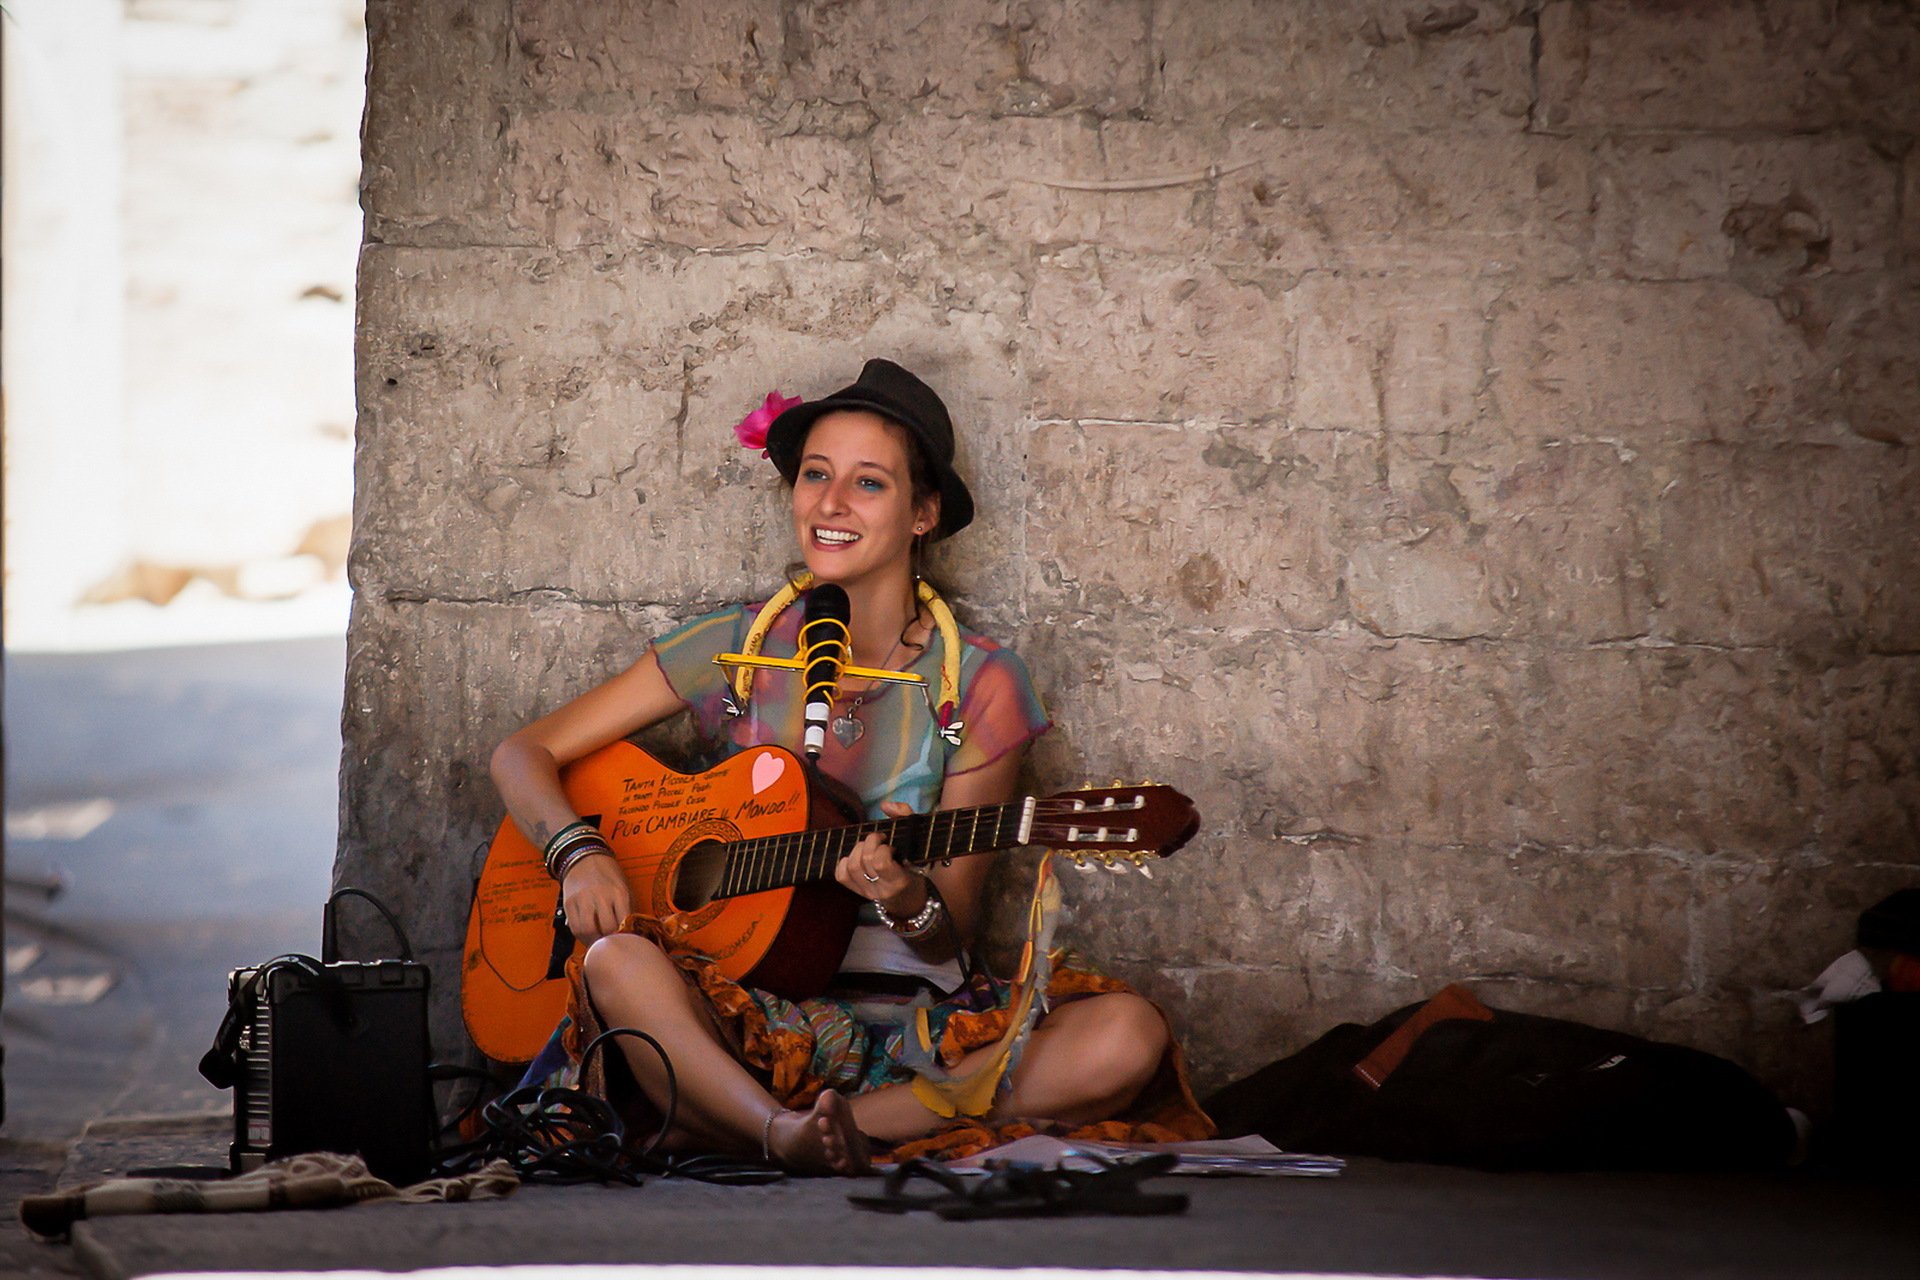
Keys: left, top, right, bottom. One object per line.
{"left": 344, "top": 0, "right": 1920, "bottom": 1106}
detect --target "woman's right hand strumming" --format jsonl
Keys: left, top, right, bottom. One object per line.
{"left": 560, "top": 851, "right": 632, "bottom": 945}
{"left": 489, "top": 648, "right": 690, "bottom": 947}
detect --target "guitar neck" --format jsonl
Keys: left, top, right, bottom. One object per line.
{"left": 712, "top": 798, "right": 1037, "bottom": 901}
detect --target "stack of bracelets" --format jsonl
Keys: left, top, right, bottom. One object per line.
{"left": 544, "top": 819, "right": 615, "bottom": 882}
{"left": 875, "top": 878, "right": 945, "bottom": 941}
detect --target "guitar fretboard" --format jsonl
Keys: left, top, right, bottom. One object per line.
{"left": 715, "top": 802, "right": 1029, "bottom": 899}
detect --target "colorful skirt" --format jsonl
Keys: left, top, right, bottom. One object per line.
{"left": 537, "top": 914, "right": 1214, "bottom": 1162}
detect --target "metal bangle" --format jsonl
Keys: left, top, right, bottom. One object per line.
{"left": 543, "top": 823, "right": 607, "bottom": 878}
{"left": 541, "top": 819, "right": 595, "bottom": 861}
{"left": 876, "top": 881, "right": 942, "bottom": 937}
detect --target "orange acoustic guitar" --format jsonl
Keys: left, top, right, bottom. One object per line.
{"left": 462, "top": 740, "right": 1199, "bottom": 1062}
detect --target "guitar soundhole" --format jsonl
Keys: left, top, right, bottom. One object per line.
{"left": 672, "top": 840, "right": 727, "bottom": 912}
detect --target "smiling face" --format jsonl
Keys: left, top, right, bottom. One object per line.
{"left": 790, "top": 409, "right": 941, "bottom": 593}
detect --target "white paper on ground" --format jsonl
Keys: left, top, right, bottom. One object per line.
{"left": 1796, "top": 949, "right": 1882, "bottom": 1024}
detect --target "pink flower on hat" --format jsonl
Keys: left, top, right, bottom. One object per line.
{"left": 734, "top": 391, "right": 802, "bottom": 455}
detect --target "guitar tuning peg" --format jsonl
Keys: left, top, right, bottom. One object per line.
{"left": 1111, "top": 778, "right": 1124, "bottom": 788}
{"left": 1104, "top": 856, "right": 1128, "bottom": 874}
{"left": 1130, "top": 852, "right": 1154, "bottom": 880}
{"left": 1067, "top": 852, "right": 1091, "bottom": 871}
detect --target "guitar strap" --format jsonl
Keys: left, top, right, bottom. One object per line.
{"left": 728, "top": 572, "right": 966, "bottom": 742}
{"left": 901, "top": 852, "right": 1063, "bottom": 1118}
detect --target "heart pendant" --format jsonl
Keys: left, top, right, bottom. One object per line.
{"left": 830, "top": 714, "right": 864, "bottom": 748}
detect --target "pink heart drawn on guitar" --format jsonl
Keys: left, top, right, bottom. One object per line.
{"left": 751, "top": 751, "right": 785, "bottom": 796}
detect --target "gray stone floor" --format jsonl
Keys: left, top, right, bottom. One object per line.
{"left": 53, "top": 1117, "right": 1920, "bottom": 1280}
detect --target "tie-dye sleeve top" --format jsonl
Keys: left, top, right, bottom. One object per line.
{"left": 647, "top": 590, "right": 1051, "bottom": 821}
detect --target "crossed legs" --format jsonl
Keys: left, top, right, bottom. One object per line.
{"left": 581, "top": 932, "right": 868, "bottom": 1174}
{"left": 580, "top": 933, "right": 1170, "bottom": 1172}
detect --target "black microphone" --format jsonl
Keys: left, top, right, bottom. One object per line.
{"left": 799, "top": 583, "right": 851, "bottom": 759}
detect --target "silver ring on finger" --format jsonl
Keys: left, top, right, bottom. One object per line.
{"left": 863, "top": 872, "right": 881, "bottom": 882}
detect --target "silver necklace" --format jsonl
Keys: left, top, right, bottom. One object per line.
{"left": 830, "top": 630, "right": 907, "bottom": 748}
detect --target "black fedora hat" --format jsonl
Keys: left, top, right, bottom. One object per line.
{"left": 764, "top": 358, "right": 975, "bottom": 542}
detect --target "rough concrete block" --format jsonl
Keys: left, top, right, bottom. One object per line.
{"left": 1591, "top": 135, "right": 1902, "bottom": 282}
{"left": 1160, "top": 966, "right": 1317, "bottom": 1095}
{"left": 362, "top": 0, "right": 523, "bottom": 246}
{"left": 1212, "top": 129, "right": 1595, "bottom": 278}
{"left": 1152, "top": 0, "right": 1536, "bottom": 129}
{"left": 1515, "top": 647, "right": 1827, "bottom": 858}
{"left": 354, "top": 246, "right": 779, "bottom": 604}
{"left": 1018, "top": 0, "right": 1154, "bottom": 116}
{"left": 1021, "top": 626, "right": 1328, "bottom": 847}
{"left": 1377, "top": 844, "right": 1694, "bottom": 994}
{"left": 1905, "top": 152, "right": 1920, "bottom": 260}
{"left": 1344, "top": 532, "right": 1507, "bottom": 643}
{"left": 1300, "top": 638, "right": 1540, "bottom": 851}
{"left": 1035, "top": 632, "right": 1831, "bottom": 857}
{"left": 1023, "top": 627, "right": 1543, "bottom": 851}
{"left": 1024, "top": 420, "right": 1359, "bottom": 632}
{"left": 1292, "top": 275, "right": 1492, "bottom": 433}
{"left": 1538, "top": 0, "right": 1920, "bottom": 134}
{"left": 782, "top": 0, "right": 1023, "bottom": 115}
{"left": 1057, "top": 833, "right": 1318, "bottom": 974}
{"left": 869, "top": 116, "right": 1210, "bottom": 258}
{"left": 511, "top": 0, "right": 785, "bottom": 110}
{"left": 1028, "top": 249, "right": 1291, "bottom": 421}
{"left": 1651, "top": 443, "right": 1920, "bottom": 653}
{"left": 503, "top": 109, "right": 872, "bottom": 251}
{"left": 1488, "top": 281, "right": 1825, "bottom": 446}
{"left": 1296, "top": 842, "right": 1392, "bottom": 976}
{"left": 1799, "top": 272, "right": 1920, "bottom": 448}
{"left": 1823, "top": 658, "right": 1920, "bottom": 862}
{"left": 1346, "top": 436, "right": 1654, "bottom": 644}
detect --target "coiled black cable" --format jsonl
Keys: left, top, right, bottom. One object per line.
{"left": 444, "top": 1026, "right": 784, "bottom": 1187}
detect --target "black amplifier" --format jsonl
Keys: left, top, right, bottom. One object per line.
{"left": 224, "top": 957, "right": 433, "bottom": 1185}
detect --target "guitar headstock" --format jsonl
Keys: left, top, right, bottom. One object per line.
{"left": 1029, "top": 782, "right": 1200, "bottom": 876}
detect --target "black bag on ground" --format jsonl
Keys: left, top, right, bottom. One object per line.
{"left": 1203, "top": 988, "right": 1796, "bottom": 1171}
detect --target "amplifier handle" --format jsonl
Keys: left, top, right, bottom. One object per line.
{"left": 323, "top": 887, "right": 416, "bottom": 964}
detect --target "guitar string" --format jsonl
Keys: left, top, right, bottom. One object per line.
{"left": 714, "top": 792, "right": 1188, "bottom": 899}
{"left": 721, "top": 792, "right": 1176, "bottom": 897}
{"left": 723, "top": 803, "right": 1027, "bottom": 898}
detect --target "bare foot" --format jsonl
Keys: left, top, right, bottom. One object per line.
{"left": 767, "top": 1091, "right": 872, "bottom": 1176}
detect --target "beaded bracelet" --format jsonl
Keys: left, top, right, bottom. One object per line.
{"left": 875, "top": 880, "right": 943, "bottom": 940}
{"left": 552, "top": 840, "right": 615, "bottom": 883}
{"left": 543, "top": 820, "right": 609, "bottom": 880}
